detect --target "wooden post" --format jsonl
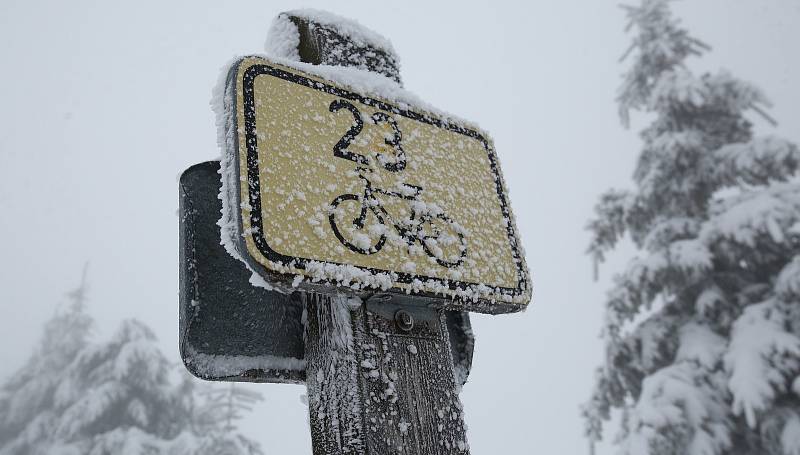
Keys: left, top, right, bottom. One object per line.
{"left": 288, "top": 15, "right": 470, "bottom": 455}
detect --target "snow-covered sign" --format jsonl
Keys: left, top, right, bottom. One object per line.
{"left": 220, "top": 56, "right": 530, "bottom": 313}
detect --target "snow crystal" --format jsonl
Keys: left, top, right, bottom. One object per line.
{"left": 292, "top": 275, "right": 304, "bottom": 288}
{"left": 398, "top": 420, "right": 411, "bottom": 434}
{"left": 184, "top": 346, "right": 305, "bottom": 377}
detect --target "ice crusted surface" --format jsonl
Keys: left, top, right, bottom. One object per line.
{"left": 304, "top": 293, "right": 365, "bottom": 454}
{"left": 213, "top": 12, "right": 530, "bottom": 308}
{"left": 211, "top": 55, "right": 278, "bottom": 292}
{"left": 305, "top": 261, "right": 396, "bottom": 291}
{"left": 184, "top": 345, "right": 305, "bottom": 377}
{"left": 265, "top": 13, "right": 300, "bottom": 61}
{"left": 274, "top": 57, "right": 469, "bottom": 128}
{"left": 355, "top": 307, "right": 470, "bottom": 453}
{"left": 282, "top": 9, "right": 397, "bottom": 58}
{"left": 260, "top": 13, "right": 430, "bottom": 118}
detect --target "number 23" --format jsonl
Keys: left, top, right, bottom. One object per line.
{"left": 329, "top": 99, "right": 406, "bottom": 172}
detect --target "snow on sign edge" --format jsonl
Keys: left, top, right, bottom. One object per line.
{"left": 215, "top": 55, "right": 531, "bottom": 314}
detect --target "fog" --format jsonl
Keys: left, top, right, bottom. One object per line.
{"left": 1, "top": 1, "right": 798, "bottom": 453}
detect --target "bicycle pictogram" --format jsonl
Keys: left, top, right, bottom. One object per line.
{"left": 327, "top": 99, "right": 467, "bottom": 268}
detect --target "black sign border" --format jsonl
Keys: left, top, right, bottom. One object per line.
{"left": 230, "top": 56, "right": 529, "bottom": 311}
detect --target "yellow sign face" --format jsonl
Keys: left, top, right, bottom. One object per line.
{"left": 226, "top": 56, "right": 530, "bottom": 312}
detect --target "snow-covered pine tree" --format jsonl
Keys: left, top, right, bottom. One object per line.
{"left": 583, "top": 1, "right": 800, "bottom": 454}
{"left": 0, "top": 273, "right": 264, "bottom": 455}
{"left": 193, "top": 384, "right": 265, "bottom": 455}
{"left": 0, "top": 266, "right": 93, "bottom": 452}
{"left": 43, "top": 318, "right": 198, "bottom": 454}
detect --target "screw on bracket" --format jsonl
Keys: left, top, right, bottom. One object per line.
{"left": 395, "top": 310, "right": 414, "bottom": 332}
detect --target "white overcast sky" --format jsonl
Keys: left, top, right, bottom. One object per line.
{"left": 1, "top": 1, "right": 798, "bottom": 454}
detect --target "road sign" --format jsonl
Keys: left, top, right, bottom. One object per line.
{"left": 222, "top": 56, "right": 530, "bottom": 313}
{"left": 179, "top": 161, "right": 474, "bottom": 384}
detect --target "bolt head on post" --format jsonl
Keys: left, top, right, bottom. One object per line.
{"left": 395, "top": 309, "right": 415, "bottom": 332}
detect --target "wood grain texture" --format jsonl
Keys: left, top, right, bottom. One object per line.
{"left": 289, "top": 12, "right": 471, "bottom": 454}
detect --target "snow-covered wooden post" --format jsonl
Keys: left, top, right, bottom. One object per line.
{"left": 180, "top": 10, "right": 530, "bottom": 455}
{"left": 285, "top": 14, "right": 473, "bottom": 454}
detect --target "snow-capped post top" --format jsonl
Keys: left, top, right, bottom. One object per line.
{"left": 218, "top": 11, "right": 531, "bottom": 314}
{"left": 266, "top": 10, "right": 402, "bottom": 85}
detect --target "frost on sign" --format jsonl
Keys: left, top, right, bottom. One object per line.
{"left": 222, "top": 56, "right": 530, "bottom": 313}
